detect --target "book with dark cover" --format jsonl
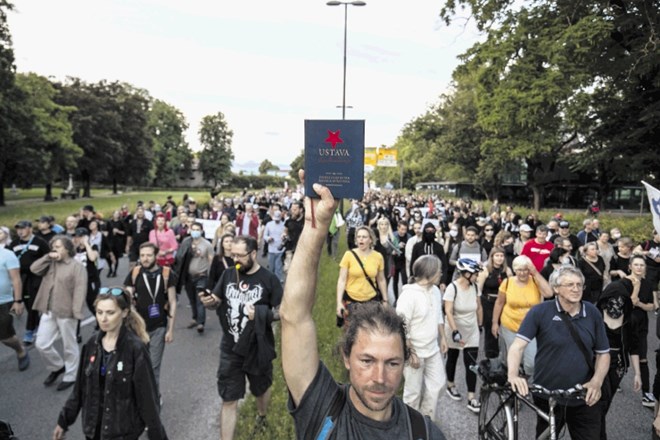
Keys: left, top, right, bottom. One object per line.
{"left": 304, "top": 119, "right": 365, "bottom": 199}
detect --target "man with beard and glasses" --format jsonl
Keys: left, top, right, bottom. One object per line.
{"left": 124, "top": 242, "right": 177, "bottom": 393}
{"left": 280, "top": 176, "right": 446, "bottom": 439}
{"left": 200, "top": 235, "right": 282, "bottom": 440}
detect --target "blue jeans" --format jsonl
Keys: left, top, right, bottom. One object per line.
{"left": 268, "top": 252, "right": 284, "bottom": 282}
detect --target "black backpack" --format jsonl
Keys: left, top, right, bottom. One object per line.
{"left": 315, "top": 386, "right": 429, "bottom": 440}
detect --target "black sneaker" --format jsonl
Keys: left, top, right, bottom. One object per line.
{"left": 44, "top": 366, "right": 66, "bottom": 386}
{"left": 56, "top": 380, "right": 75, "bottom": 391}
{"left": 467, "top": 399, "right": 481, "bottom": 414}
{"left": 642, "top": 392, "right": 656, "bottom": 408}
{"left": 446, "top": 387, "right": 462, "bottom": 401}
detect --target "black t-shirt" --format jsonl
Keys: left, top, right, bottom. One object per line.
{"left": 483, "top": 266, "right": 508, "bottom": 296}
{"left": 610, "top": 254, "right": 631, "bottom": 281}
{"left": 128, "top": 218, "right": 153, "bottom": 249}
{"left": 285, "top": 216, "right": 304, "bottom": 251}
{"left": 212, "top": 266, "right": 282, "bottom": 345}
{"left": 123, "top": 266, "right": 177, "bottom": 332}
{"left": 75, "top": 245, "right": 101, "bottom": 293}
{"left": 10, "top": 235, "right": 50, "bottom": 274}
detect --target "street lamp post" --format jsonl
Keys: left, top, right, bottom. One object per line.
{"left": 326, "top": 0, "right": 366, "bottom": 120}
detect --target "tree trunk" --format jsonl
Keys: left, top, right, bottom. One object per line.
{"left": 44, "top": 183, "right": 55, "bottom": 202}
{"left": 112, "top": 177, "right": 118, "bottom": 195}
{"left": 531, "top": 184, "right": 543, "bottom": 212}
{"left": 0, "top": 174, "right": 5, "bottom": 207}
{"left": 82, "top": 170, "right": 91, "bottom": 198}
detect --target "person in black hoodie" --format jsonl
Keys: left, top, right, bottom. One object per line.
{"left": 597, "top": 276, "right": 641, "bottom": 440}
{"left": 410, "top": 223, "right": 448, "bottom": 289}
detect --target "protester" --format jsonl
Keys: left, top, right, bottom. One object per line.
{"left": 31, "top": 235, "right": 87, "bottom": 391}
{"left": 10, "top": 219, "right": 49, "bottom": 346}
{"left": 200, "top": 235, "right": 282, "bottom": 440}
{"left": 279, "top": 177, "right": 446, "bottom": 438}
{"left": 396, "top": 255, "right": 448, "bottom": 420}
{"left": 52, "top": 286, "right": 167, "bottom": 440}
{"left": 508, "top": 266, "right": 609, "bottom": 439}
{"left": 124, "top": 242, "right": 177, "bottom": 390}
{"left": 148, "top": 213, "right": 178, "bottom": 267}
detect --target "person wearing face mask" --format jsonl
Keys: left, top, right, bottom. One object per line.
{"left": 480, "top": 224, "right": 496, "bottom": 256}
{"left": 200, "top": 235, "right": 282, "bottom": 440}
{"left": 609, "top": 228, "right": 622, "bottom": 252}
{"left": 410, "top": 223, "right": 449, "bottom": 289}
{"left": 174, "top": 222, "right": 213, "bottom": 333}
{"left": 597, "top": 276, "right": 641, "bottom": 440}
{"left": 405, "top": 221, "right": 423, "bottom": 278}
{"left": 449, "top": 226, "right": 488, "bottom": 280}
{"left": 444, "top": 226, "right": 461, "bottom": 280}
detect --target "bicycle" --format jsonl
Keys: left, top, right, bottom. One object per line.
{"left": 473, "top": 359, "right": 587, "bottom": 440}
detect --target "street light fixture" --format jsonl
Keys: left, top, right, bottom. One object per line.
{"left": 326, "top": 0, "right": 366, "bottom": 120}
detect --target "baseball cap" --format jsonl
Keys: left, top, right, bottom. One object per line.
{"left": 15, "top": 220, "right": 32, "bottom": 229}
{"left": 559, "top": 221, "right": 570, "bottom": 228}
{"left": 74, "top": 227, "right": 89, "bottom": 237}
{"left": 519, "top": 224, "right": 533, "bottom": 232}
{"left": 36, "top": 215, "right": 53, "bottom": 224}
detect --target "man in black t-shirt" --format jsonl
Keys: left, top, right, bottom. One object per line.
{"left": 126, "top": 206, "right": 153, "bottom": 268}
{"left": 201, "top": 235, "right": 282, "bottom": 440}
{"left": 124, "top": 242, "right": 177, "bottom": 389}
{"left": 280, "top": 180, "right": 446, "bottom": 440}
{"left": 11, "top": 220, "right": 49, "bottom": 346}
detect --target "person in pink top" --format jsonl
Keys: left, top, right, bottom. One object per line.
{"left": 149, "top": 213, "right": 178, "bottom": 267}
{"left": 521, "top": 224, "right": 554, "bottom": 272}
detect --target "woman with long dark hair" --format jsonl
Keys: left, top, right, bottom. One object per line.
{"left": 53, "top": 286, "right": 167, "bottom": 440}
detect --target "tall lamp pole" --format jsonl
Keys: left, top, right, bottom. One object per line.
{"left": 326, "top": 0, "right": 366, "bottom": 120}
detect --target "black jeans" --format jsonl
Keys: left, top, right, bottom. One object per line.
{"left": 533, "top": 396, "right": 602, "bottom": 440}
{"left": 446, "top": 347, "right": 479, "bottom": 393}
{"left": 480, "top": 296, "right": 499, "bottom": 359}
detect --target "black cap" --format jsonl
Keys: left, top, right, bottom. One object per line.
{"left": 74, "top": 227, "right": 89, "bottom": 237}
{"left": 82, "top": 205, "right": 94, "bottom": 212}
{"left": 36, "top": 215, "right": 53, "bottom": 224}
{"left": 15, "top": 220, "right": 32, "bottom": 229}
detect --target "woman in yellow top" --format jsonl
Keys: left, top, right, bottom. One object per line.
{"left": 336, "top": 226, "right": 388, "bottom": 323}
{"left": 491, "top": 255, "right": 552, "bottom": 379}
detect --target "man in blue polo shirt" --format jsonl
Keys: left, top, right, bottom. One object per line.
{"left": 508, "top": 266, "right": 610, "bottom": 440}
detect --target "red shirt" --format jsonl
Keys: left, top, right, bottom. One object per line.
{"left": 521, "top": 239, "right": 553, "bottom": 271}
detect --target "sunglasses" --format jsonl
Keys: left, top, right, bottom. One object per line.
{"left": 99, "top": 287, "right": 125, "bottom": 297}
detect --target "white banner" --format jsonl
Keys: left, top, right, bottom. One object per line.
{"left": 197, "top": 219, "right": 222, "bottom": 240}
{"left": 642, "top": 181, "right": 660, "bottom": 235}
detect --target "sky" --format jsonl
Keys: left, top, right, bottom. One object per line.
{"left": 8, "top": 0, "right": 480, "bottom": 167}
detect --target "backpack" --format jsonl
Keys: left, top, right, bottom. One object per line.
{"left": 315, "top": 386, "right": 429, "bottom": 440}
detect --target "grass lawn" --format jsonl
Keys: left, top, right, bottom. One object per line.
{"left": 0, "top": 189, "right": 213, "bottom": 230}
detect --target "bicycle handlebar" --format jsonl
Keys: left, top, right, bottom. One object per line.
{"left": 529, "top": 383, "right": 586, "bottom": 400}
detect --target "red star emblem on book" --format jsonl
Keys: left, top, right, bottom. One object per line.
{"left": 325, "top": 130, "right": 343, "bottom": 149}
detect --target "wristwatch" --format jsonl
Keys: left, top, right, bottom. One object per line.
{"left": 13, "top": 299, "right": 23, "bottom": 304}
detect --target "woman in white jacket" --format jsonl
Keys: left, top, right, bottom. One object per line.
{"left": 396, "top": 255, "right": 448, "bottom": 420}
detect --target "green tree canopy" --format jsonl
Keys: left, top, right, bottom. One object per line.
{"left": 198, "top": 112, "right": 234, "bottom": 187}
{"left": 258, "top": 159, "right": 278, "bottom": 175}
{"left": 148, "top": 99, "right": 192, "bottom": 187}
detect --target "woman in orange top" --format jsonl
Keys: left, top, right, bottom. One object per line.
{"left": 491, "top": 255, "right": 552, "bottom": 378}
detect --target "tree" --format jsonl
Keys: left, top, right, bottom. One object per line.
{"left": 258, "top": 159, "right": 278, "bottom": 175}
{"left": 289, "top": 150, "right": 303, "bottom": 180}
{"left": 15, "top": 73, "right": 82, "bottom": 200}
{"left": 198, "top": 112, "right": 234, "bottom": 187}
{"left": 147, "top": 99, "right": 192, "bottom": 187}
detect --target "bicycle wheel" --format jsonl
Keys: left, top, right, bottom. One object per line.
{"left": 478, "top": 387, "right": 514, "bottom": 440}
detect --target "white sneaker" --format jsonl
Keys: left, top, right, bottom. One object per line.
{"left": 642, "top": 392, "right": 656, "bottom": 408}
{"left": 467, "top": 399, "right": 481, "bottom": 414}
{"left": 446, "top": 387, "right": 462, "bottom": 401}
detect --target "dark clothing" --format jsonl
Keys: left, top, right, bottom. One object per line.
{"left": 533, "top": 394, "right": 601, "bottom": 440}
{"left": 74, "top": 245, "right": 101, "bottom": 313}
{"left": 107, "top": 219, "right": 127, "bottom": 258}
{"left": 578, "top": 257, "right": 605, "bottom": 303}
{"left": 207, "top": 255, "right": 234, "bottom": 291}
{"left": 410, "top": 240, "right": 449, "bottom": 285}
{"left": 482, "top": 267, "right": 508, "bottom": 358}
{"left": 609, "top": 254, "right": 631, "bottom": 281}
{"left": 284, "top": 216, "right": 304, "bottom": 252}
{"left": 57, "top": 327, "right": 167, "bottom": 440}
{"left": 127, "top": 218, "right": 153, "bottom": 261}
{"left": 288, "top": 362, "right": 446, "bottom": 440}
{"left": 123, "top": 266, "right": 177, "bottom": 332}
{"left": 10, "top": 235, "right": 49, "bottom": 298}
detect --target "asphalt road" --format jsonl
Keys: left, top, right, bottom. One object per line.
{"left": 1, "top": 254, "right": 657, "bottom": 439}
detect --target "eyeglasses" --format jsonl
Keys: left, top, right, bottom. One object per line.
{"left": 99, "top": 287, "right": 125, "bottom": 296}
{"left": 559, "top": 283, "right": 583, "bottom": 290}
{"left": 231, "top": 252, "right": 250, "bottom": 260}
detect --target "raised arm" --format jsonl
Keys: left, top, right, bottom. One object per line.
{"left": 280, "top": 175, "right": 338, "bottom": 405}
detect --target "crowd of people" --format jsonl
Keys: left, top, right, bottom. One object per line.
{"left": 1, "top": 186, "right": 660, "bottom": 439}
